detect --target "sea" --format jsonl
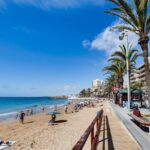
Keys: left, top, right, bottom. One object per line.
{"left": 0, "top": 97, "right": 68, "bottom": 122}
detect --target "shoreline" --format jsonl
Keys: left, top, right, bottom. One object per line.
{"left": 0, "top": 102, "right": 68, "bottom": 123}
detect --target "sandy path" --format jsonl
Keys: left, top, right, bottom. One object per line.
{"left": 0, "top": 105, "right": 102, "bottom": 150}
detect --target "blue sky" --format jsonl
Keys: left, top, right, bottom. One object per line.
{"left": 0, "top": 0, "right": 143, "bottom": 96}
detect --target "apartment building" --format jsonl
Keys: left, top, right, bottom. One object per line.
{"left": 130, "top": 57, "right": 150, "bottom": 86}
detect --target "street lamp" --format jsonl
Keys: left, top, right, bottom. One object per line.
{"left": 119, "top": 30, "right": 131, "bottom": 111}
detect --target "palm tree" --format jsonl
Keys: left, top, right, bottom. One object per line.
{"left": 109, "top": 44, "right": 141, "bottom": 81}
{"left": 79, "top": 89, "right": 86, "bottom": 97}
{"left": 86, "top": 88, "right": 91, "bottom": 97}
{"left": 105, "top": 0, "right": 150, "bottom": 106}
{"left": 104, "top": 74, "right": 117, "bottom": 98}
{"left": 103, "top": 61, "right": 125, "bottom": 89}
{"left": 131, "top": 81, "right": 145, "bottom": 90}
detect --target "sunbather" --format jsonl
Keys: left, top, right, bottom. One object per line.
{"left": 0, "top": 140, "right": 10, "bottom": 146}
{"left": 0, "top": 139, "right": 16, "bottom": 150}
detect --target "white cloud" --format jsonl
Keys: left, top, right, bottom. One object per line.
{"left": 2, "top": 0, "right": 104, "bottom": 9}
{"left": 82, "top": 40, "right": 91, "bottom": 48}
{"left": 83, "top": 20, "right": 140, "bottom": 55}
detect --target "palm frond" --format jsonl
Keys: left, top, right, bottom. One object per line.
{"left": 112, "top": 25, "right": 138, "bottom": 33}
{"left": 105, "top": 10, "right": 136, "bottom": 29}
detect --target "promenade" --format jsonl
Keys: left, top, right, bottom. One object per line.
{"left": 110, "top": 102, "right": 150, "bottom": 150}
{"left": 97, "top": 101, "right": 140, "bottom": 150}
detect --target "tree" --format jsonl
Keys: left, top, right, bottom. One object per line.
{"left": 79, "top": 89, "right": 86, "bottom": 97}
{"left": 103, "top": 61, "right": 125, "bottom": 89}
{"left": 86, "top": 88, "right": 91, "bottom": 97}
{"left": 106, "top": 74, "right": 117, "bottom": 93}
{"left": 102, "top": 74, "right": 118, "bottom": 99}
{"left": 105, "top": 0, "right": 150, "bottom": 107}
{"left": 109, "top": 44, "right": 141, "bottom": 82}
{"left": 131, "top": 81, "right": 145, "bottom": 90}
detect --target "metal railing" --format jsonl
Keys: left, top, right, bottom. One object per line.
{"left": 72, "top": 109, "right": 103, "bottom": 150}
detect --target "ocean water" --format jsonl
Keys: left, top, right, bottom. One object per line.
{"left": 0, "top": 97, "right": 68, "bottom": 122}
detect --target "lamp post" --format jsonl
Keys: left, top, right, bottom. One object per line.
{"left": 119, "top": 30, "right": 131, "bottom": 111}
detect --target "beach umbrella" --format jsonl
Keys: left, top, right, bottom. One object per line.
{"left": 47, "top": 111, "right": 61, "bottom": 115}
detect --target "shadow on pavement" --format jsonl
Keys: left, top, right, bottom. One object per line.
{"left": 106, "top": 116, "right": 114, "bottom": 150}
{"left": 98, "top": 115, "right": 114, "bottom": 150}
{"left": 131, "top": 119, "right": 149, "bottom": 133}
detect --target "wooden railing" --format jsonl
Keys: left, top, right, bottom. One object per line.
{"left": 72, "top": 109, "right": 103, "bottom": 150}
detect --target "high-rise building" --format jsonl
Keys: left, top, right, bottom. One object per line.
{"left": 92, "top": 79, "right": 101, "bottom": 90}
{"left": 130, "top": 57, "right": 150, "bottom": 87}
{"left": 91, "top": 79, "right": 102, "bottom": 96}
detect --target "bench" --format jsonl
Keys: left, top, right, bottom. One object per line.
{"left": 129, "top": 114, "right": 150, "bottom": 133}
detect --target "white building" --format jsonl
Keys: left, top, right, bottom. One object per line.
{"left": 92, "top": 79, "right": 101, "bottom": 90}
{"left": 91, "top": 79, "right": 103, "bottom": 97}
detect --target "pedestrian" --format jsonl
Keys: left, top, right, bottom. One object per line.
{"left": 65, "top": 105, "right": 68, "bottom": 113}
{"left": 19, "top": 111, "right": 25, "bottom": 124}
{"left": 54, "top": 105, "right": 57, "bottom": 111}
{"left": 41, "top": 106, "right": 45, "bottom": 112}
{"left": 30, "top": 108, "right": 33, "bottom": 115}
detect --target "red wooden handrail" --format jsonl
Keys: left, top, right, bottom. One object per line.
{"left": 72, "top": 109, "right": 103, "bottom": 150}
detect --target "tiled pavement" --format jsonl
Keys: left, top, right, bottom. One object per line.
{"left": 97, "top": 102, "right": 140, "bottom": 150}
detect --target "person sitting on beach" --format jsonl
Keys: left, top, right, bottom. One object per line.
{"left": 0, "top": 139, "right": 10, "bottom": 146}
{"left": 133, "top": 106, "right": 142, "bottom": 117}
{"left": 19, "top": 111, "right": 25, "bottom": 124}
{"left": 52, "top": 114, "right": 56, "bottom": 122}
{"left": 48, "top": 114, "right": 56, "bottom": 125}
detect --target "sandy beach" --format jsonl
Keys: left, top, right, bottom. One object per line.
{"left": 0, "top": 104, "right": 102, "bottom": 150}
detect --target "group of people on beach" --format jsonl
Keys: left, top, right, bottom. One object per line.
{"left": 15, "top": 106, "right": 46, "bottom": 124}
{"left": 63, "top": 101, "right": 96, "bottom": 115}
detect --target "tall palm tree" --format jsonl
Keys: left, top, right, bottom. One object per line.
{"left": 103, "top": 61, "right": 125, "bottom": 89}
{"left": 104, "top": 74, "right": 117, "bottom": 98}
{"left": 105, "top": 0, "right": 150, "bottom": 106}
{"left": 109, "top": 44, "right": 141, "bottom": 81}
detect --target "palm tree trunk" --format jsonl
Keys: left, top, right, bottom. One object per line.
{"left": 139, "top": 36, "right": 150, "bottom": 108}
{"left": 119, "top": 76, "right": 124, "bottom": 89}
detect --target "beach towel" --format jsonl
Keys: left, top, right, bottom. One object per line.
{"left": 0, "top": 141, "right": 16, "bottom": 150}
